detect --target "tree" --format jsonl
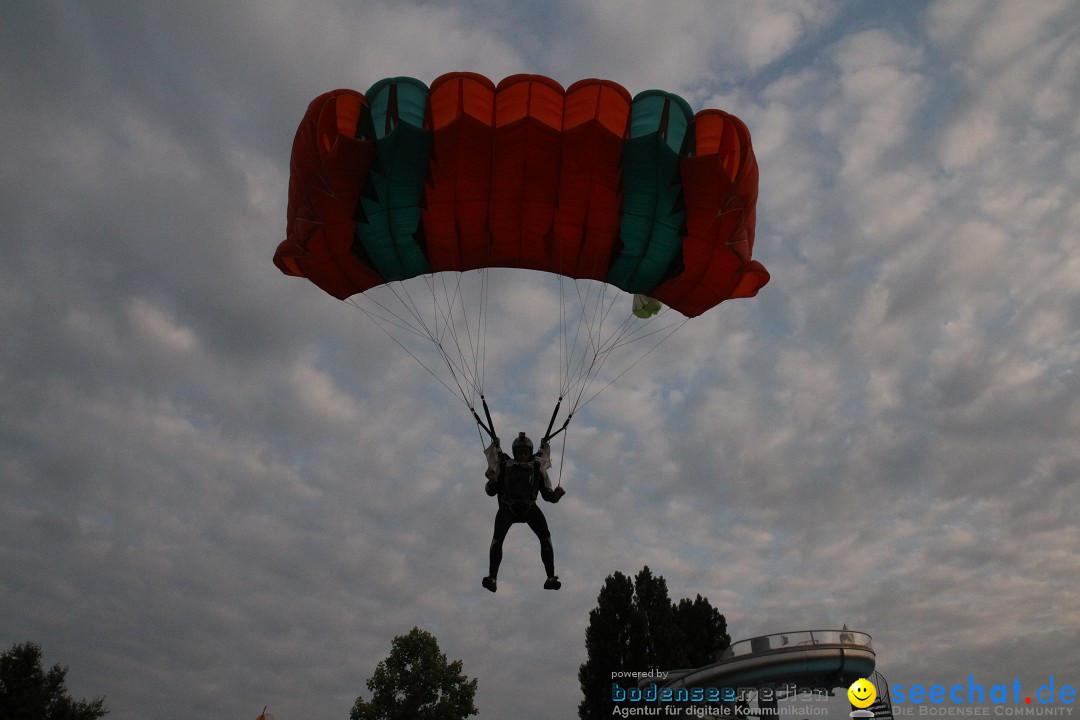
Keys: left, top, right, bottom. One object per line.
{"left": 577, "top": 569, "right": 636, "bottom": 720}
{"left": 0, "top": 641, "right": 108, "bottom": 720}
{"left": 350, "top": 627, "right": 478, "bottom": 720}
{"left": 577, "top": 567, "right": 732, "bottom": 719}
{"left": 672, "top": 594, "right": 731, "bottom": 668}
{"left": 627, "top": 566, "right": 683, "bottom": 669}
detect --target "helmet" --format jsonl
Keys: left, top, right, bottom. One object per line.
{"left": 512, "top": 432, "right": 533, "bottom": 458}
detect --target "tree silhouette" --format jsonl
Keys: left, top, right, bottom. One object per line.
{"left": 673, "top": 594, "right": 731, "bottom": 668}
{"left": 0, "top": 641, "right": 108, "bottom": 720}
{"left": 350, "top": 627, "right": 478, "bottom": 720}
{"left": 577, "top": 567, "right": 731, "bottom": 719}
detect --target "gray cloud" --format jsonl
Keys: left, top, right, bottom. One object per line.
{"left": 2, "top": 1, "right": 1078, "bottom": 718}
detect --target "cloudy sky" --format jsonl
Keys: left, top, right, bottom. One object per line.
{"left": 2, "top": 1, "right": 1079, "bottom": 718}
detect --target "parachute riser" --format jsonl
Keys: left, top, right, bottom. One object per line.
{"left": 545, "top": 417, "right": 571, "bottom": 443}
{"left": 472, "top": 394, "right": 499, "bottom": 448}
{"left": 543, "top": 397, "right": 572, "bottom": 445}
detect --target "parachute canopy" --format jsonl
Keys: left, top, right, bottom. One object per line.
{"left": 275, "top": 72, "right": 768, "bottom": 318}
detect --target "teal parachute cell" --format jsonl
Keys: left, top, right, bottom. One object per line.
{"left": 608, "top": 90, "right": 694, "bottom": 294}
{"left": 354, "top": 77, "right": 432, "bottom": 281}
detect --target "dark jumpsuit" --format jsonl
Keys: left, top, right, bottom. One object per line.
{"left": 485, "top": 450, "right": 561, "bottom": 580}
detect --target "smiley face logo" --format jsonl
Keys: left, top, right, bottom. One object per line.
{"left": 848, "top": 678, "right": 877, "bottom": 708}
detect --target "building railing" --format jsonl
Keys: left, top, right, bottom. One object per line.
{"left": 717, "top": 629, "right": 872, "bottom": 662}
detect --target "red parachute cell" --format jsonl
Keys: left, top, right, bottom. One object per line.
{"left": 276, "top": 88, "right": 380, "bottom": 299}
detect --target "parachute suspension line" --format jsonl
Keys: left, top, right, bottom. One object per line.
{"left": 426, "top": 271, "right": 484, "bottom": 404}
{"left": 474, "top": 414, "right": 491, "bottom": 448}
{"left": 474, "top": 270, "right": 498, "bottom": 447}
{"left": 557, "top": 275, "right": 567, "bottom": 395}
{"left": 574, "top": 315, "right": 689, "bottom": 414}
{"left": 548, "top": 276, "right": 658, "bottom": 442}
{"left": 349, "top": 288, "right": 441, "bottom": 341}
{"left": 560, "top": 278, "right": 634, "bottom": 412}
{"left": 389, "top": 277, "right": 480, "bottom": 404}
{"left": 556, "top": 277, "right": 607, "bottom": 402}
{"left": 354, "top": 265, "right": 686, "bottom": 450}
{"left": 552, "top": 276, "right": 692, "bottom": 421}
{"left": 463, "top": 268, "right": 495, "bottom": 446}
{"left": 557, "top": 275, "right": 584, "bottom": 400}
{"left": 551, "top": 274, "right": 615, "bottom": 440}
{"left": 556, "top": 429, "right": 568, "bottom": 489}
{"left": 451, "top": 268, "right": 496, "bottom": 446}
{"left": 478, "top": 268, "right": 491, "bottom": 397}
{"left": 348, "top": 295, "right": 474, "bottom": 408}
{"left": 348, "top": 268, "right": 495, "bottom": 417}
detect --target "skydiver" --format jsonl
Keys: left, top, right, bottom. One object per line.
{"left": 482, "top": 432, "right": 565, "bottom": 593}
